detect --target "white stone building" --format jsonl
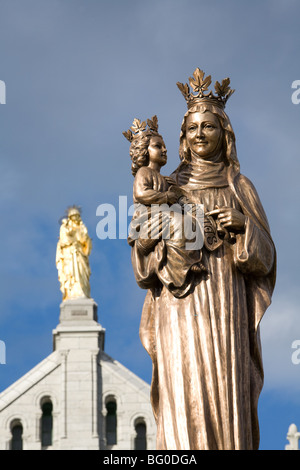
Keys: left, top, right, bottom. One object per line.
{"left": 0, "top": 297, "right": 156, "bottom": 450}
{"left": 286, "top": 424, "right": 300, "bottom": 450}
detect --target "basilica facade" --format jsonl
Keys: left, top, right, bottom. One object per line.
{"left": 0, "top": 297, "right": 156, "bottom": 450}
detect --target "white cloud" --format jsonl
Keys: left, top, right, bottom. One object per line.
{"left": 260, "top": 292, "right": 300, "bottom": 397}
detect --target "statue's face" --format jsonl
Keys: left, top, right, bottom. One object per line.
{"left": 185, "top": 111, "right": 222, "bottom": 158}
{"left": 148, "top": 135, "right": 167, "bottom": 168}
{"left": 70, "top": 213, "right": 81, "bottom": 224}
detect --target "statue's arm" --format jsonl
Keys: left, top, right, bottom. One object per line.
{"left": 234, "top": 216, "right": 275, "bottom": 276}
{"left": 134, "top": 167, "right": 171, "bottom": 205}
{"left": 233, "top": 175, "right": 275, "bottom": 276}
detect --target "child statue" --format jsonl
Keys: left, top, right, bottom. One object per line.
{"left": 124, "top": 115, "right": 206, "bottom": 298}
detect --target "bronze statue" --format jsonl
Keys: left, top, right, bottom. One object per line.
{"left": 124, "top": 115, "right": 206, "bottom": 298}
{"left": 126, "top": 68, "right": 276, "bottom": 450}
{"left": 56, "top": 206, "right": 92, "bottom": 301}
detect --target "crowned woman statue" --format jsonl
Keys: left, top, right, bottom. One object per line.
{"left": 127, "top": 68, "right": 276, "bottom": 450}
{"left": 56, "top": 206, "right": 92, "bottom": 301}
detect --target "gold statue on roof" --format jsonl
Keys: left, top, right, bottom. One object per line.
{"left": 56, "top": 206, "right": 92, "bottom": 301}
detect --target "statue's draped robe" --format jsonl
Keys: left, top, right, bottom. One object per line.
{"left": 129, "top": 166, "right": 203, "bottom": 298}
{"left": 56, "top": 221, "right": 92, "bottom": 300}
{"left": 129, "top": 156, "right": 276, "bottom": 450}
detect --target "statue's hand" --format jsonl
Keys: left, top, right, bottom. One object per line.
{"left": 166, "top": 188, "right": 179, "bottom": 205}
{"left": 164, "top": 176, "right": 177, "bottom": 186}
{"left": 206, "top": 206, "right": 246, "bottom": 232}
{"left": 164, "top": 177, "right": 185, "bottom": 203}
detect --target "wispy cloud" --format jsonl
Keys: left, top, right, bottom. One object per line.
{"left": 261, "top": 293, "right": 300, "bottom": 397}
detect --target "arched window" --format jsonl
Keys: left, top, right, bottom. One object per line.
{"left": 10, "top": 421, "right": 23, "bottom": 450}
{"left": 41, "top": 400, "right": 53, "bottom": 448}
{"left": 134, "top": 418, "right": 147, "bottom": 450}
{"left": 105, "top": 399, "right": 117, "bottom": 446}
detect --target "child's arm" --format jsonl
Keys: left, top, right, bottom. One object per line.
{"left": 134, "top": 167, "right": 177, "bottom": 205}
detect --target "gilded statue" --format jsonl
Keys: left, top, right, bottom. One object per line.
{"left": 56, "top": 206, "right": 92, "bottom": 301}
{"left": 125, "top": 68, "right": 276, "bottom": 450}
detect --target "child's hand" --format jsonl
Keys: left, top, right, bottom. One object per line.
{"left": 165, "top": 178, "right": 184, "bottom": 198}
{"left": 166, "top": 188, "right": 179, "bottom": 204}
{"left": 164, "top": 176, "right": 177, "bottom": 187}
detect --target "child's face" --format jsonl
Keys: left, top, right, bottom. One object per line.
{"left": 148, "top": 136, "right": 167, "bottom": 168}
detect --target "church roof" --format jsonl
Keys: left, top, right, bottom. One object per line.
{"left": 0, "top": 351, "right": 60, "bottom": 412}
{"left": 101, "top": 351, "right": 151, "bottom": 398}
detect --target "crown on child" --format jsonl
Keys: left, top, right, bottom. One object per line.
{"left": 177, "top": 67, "right": 235, "bottom": 110}
{"left": 123, "top": 115, "right": 159, "bottom": 143}
{"left": 66, "top": 205, "right": 81, "bottom": 217}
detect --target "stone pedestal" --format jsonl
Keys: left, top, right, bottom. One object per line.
{"left": 58, "top": 297, "right": 98, "bottom": 323}
{"left": 52, "top": 297, "right": 105, "bottom": 449}
{"left": 53, "top": 298, "right": 105, "bottom": 351}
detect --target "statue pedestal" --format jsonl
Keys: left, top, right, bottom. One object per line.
{"left": 52, "top": 297, "right": 105, "bottom": 352}
{"left": 59, "top": 297, "right": 98, "bottom": 325}
{"left": 51, "top": 297, "right": 105, "bottom": 447}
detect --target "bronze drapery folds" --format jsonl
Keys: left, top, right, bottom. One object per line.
{"left": 125, "top": 68, "right": 276, "bottom": 450}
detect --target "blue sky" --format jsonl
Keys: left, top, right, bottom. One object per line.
{"left": 0, "top": 0, "right": 300, "bottom": 450}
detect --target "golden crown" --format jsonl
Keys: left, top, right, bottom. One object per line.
{"left": 177, "top": 67, "right": 235, "bottom": 110}
{"left": 67, "top": 205, "right": 81, "bottom": 217}
{"left": 123, "top": 115, "right": 159, "bottom": 142}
